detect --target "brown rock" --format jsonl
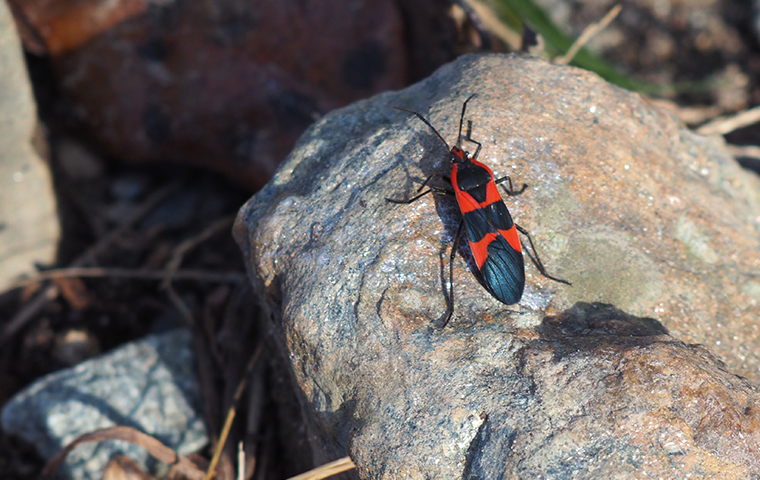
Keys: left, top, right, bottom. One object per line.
{"left": 14, "top": 0, "right": 410, "bottom": 189}
{"left": 513, "top": 302, "right": 760, "bottom": 479}
{"left": 235, "top": 54, "right": 760, "bottom": 477}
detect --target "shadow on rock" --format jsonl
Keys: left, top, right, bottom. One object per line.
{"left": 536, "top": 301, "right": 670, "bottom": 357}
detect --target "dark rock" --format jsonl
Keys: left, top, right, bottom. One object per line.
{"left": 11, "top": 0, "right": 410, "bottom": 189}
{"left": 110, "top": 172, "right": 150, "bottom": 202}
{"left": 234, "top": 54, "right": 760, "bottom": 478}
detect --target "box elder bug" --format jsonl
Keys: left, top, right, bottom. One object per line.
{"left": 388, "top": 94, "right": 571, "bottom": 328}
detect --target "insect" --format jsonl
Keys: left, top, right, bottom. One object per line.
{"left": 388, "top": 94, "right": 571, "bottom": 328}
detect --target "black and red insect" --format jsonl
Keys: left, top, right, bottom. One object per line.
{"left": 388, "top": 94, "right": 570, "bottom": 328}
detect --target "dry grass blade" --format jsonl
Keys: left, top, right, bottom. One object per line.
{"left": 163, "top": 215, "right": 237, "bottom": 288}
{"left": 237, "top": 441, "right": 245, "bottom": 480}
{"left": 41, "top": 426, "right": 205, "bottom": 480}
{"left": 76, "top": 180, "right": 184, "bottom": 267}
{"left": 555, "top": 4, "right": 622, "bottom": 65}
{"left": 205, "top": 344, "right": 264, "bottom": 480}
{"left": 461, "top": 0, "right": 522, "bottom": 51}
{"left": 696, "top": 104, "right": 760, "bottom": 135}
{"left": 728, "top": 144, "right": 760, "bottom": 159}
{"left": 0, "top": 284, "right": 59, "bottom": 347}
{"left": 162, "top": 215, "right": 237, "bottom": 328}
{"left": 167, "top": 286, "right": 196, "bottom": 327}
{"left": 286, "top": 457, "right": 357, "bottom": 480}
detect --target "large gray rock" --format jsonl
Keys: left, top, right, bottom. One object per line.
{"left": 1, "top": 329, "right": 207, "bottom": 480}
{"left": 234, "top": 54, "right": 760, "bottom": 478}
{"left": 0, "top": 0, "right": 59, "bottom": 292}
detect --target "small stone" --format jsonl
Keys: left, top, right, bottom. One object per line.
{"left": 57, "top": 137, "right": 104, "bottom": 181}
{"left": 1, "top": 329, "right": 207, "bottom": 480}
{"left": 139, "top": 188, "right": 200, "bottom": 231}
{"left": 110, "top": 172, "right": 149, "bottom": 202}
{"left": 51, "top": 328, "right": 101, "bottom": 367}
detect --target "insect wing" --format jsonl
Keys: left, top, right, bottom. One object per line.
{"left": 456, "top": 193, "right": 526, "bottom": 305}
{"left": 480, "top": 232, "right": 525, "bottom": 304}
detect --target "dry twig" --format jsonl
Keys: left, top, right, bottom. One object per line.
{"left": 162, "top": 215, "right": 237, "bottom": 328}
{"left": 0, "top": 180, "right": 182, "bottom": 346}
{"left": 555, "top": 5, "right": 622, "bottom": 65}
{"left": 696, "top": 104, "right": 760, "bottom": 135}
{"left": 205, "top": 344, "right": 264, "bottom": 480}
{"left": 237, "top": 441, "right": 246, "bottom": 480}
{"left": 41, "top": 426, "right": 205, "bottom": 480}
{"left": 163, "top": 215, "right": 237, "bottom": 286}
{"left": 461, "top": 0, "right": 522, "bottom": 50}
{"left": 286, "top": 457, "right": 357, "bottom": 480}
{"left": 9, "top": 267, "right": 245, "bottom": 289}
{"left": 728, "top": 144, "right": 760, "bottom": 161}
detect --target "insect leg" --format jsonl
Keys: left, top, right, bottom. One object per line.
{"left": 515, "top": 224, "right": 572, "bottom": 286}
{"left": 386, "top": 174, "right": 453, "bottom": 203}
{"left": 456, "top": 94, "right": 478, "bottom": 149}
{"left": 464, "top": 119, "right": 483, "bottom": 160}
{"left": 436, "top": 220, "right": 464, "bottom": 329}
{"left": 496, "top": 177, "right": 529, "bottom": 196}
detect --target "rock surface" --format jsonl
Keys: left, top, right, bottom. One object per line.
{"left": 1, "top": 329, "right": 207, "bottom": 480}
{"left": 0, "top": 0, "right": 59, "bottom": 293}
{"left": 234, "top": 54, "right": 760, "bottom": 478}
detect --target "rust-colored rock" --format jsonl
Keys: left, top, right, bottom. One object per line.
{"left": 235, "top": 54, "right": 760, "bottom": 478}
{"left": 14, "top": 0, "right": 410, "bottom": 189}
{"left": 8, "top": 0, "right": 146, "bottom": 56}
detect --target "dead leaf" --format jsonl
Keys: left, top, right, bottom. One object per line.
{"left": 42, "top": 426, "right": 205, "bottom": 480}
{"left": 8, "top": 0, "right": 147, "bottom": 55}
{"left": 51, "top": 276, "right": 92, "bottom": 310}
{"left": 103, "top": 455, "right": 155, "bottom": 480}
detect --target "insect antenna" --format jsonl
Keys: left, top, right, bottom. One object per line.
{"left": 394, "top": 106, "right": 451, "bottom": 152}
{"left": 457, "top": 93, "right": 478, "bottom": 149}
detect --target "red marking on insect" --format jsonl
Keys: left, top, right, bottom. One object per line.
{"left": 388, "top": 94, "right": 570, "bottom": 328}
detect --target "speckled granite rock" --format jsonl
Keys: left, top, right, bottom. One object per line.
{"left": 1, "top": 329, "right": 207, "bottom": 480}
{"left": 234, "top": 54, "right": 760, "bottom": 478}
